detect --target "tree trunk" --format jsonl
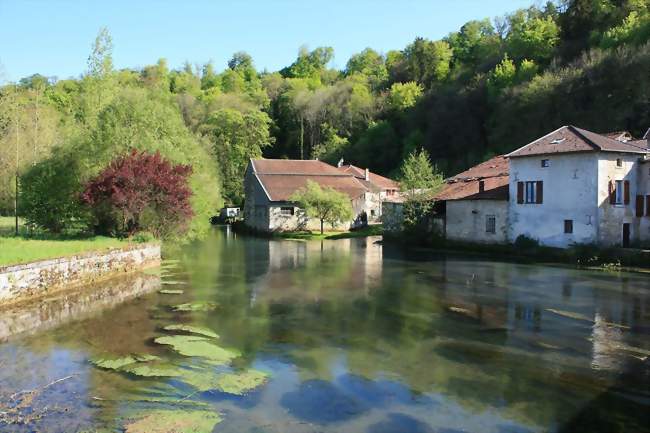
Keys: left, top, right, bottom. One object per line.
{"left": 300, "top": 117, "right": 304, "bottom": 160}
{"left": 320, "top": 219, "right": 324, "bottom": 235}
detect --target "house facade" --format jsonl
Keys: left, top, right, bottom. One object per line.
{"left": 508, "top": 126, "right": 649, "bottom": 248}
{"left": 244, "top": 159, "right": 399, "bottom": 232}
{"left": 385, "top": 125, "right": 650, "bottom": 249}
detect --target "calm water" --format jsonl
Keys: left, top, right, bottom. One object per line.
{"left": 1, "top": 228, "right": 649, "bottom": 433}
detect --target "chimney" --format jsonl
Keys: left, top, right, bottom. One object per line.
{"left": 479, "top": 180, "right": 485, "bottom": 193}
{"left": 365, "top": 168, "right": 370, "bottom": 181}
{"left": 337, "top": 158, "right": 344, "bottom": 168}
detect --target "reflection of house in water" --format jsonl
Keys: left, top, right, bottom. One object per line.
{"left": 249, "top": 237, "right": 383, "bottom": 304}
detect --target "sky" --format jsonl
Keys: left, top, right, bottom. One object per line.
{"left": 0, "top": 0, "right": 536, "bottom": 82}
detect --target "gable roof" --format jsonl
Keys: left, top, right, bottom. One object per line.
{"left": 435, "top": 155, "right": 509, "bottom": 201}
{"left": 337, "top": 164, "right": 400, "bottom": 190}
{"left": 249, "top": 159, "right": 371, "bottom": 202}
{"left": 507, "top": 126, "right": 648, "bottom": 158}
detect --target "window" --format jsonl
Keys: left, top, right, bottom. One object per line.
{"left": 541, "top": 159, "right": 550, "bottom": 168}
{"left": 517, "top": 181, "right": 543, "bottom": 204}
{"left": 615, "top": 180, "right": 624, "bottom": 204}
{"left": 280, "top": 207, "right": 294, "bottom": 216}
{"left": 564, "top": 219, "right": 573, "bottom": 234}
{"left": 486, "top": 215, "right": 496, "bottom": 234}
{"left": 525, "top": 181, "right": 538, "bottom": 203}
{"left": 370, "top": 209, "right": 376, "bottom": 217}
{"left": 616, "top": 158, "right": 623, "bottom": 168}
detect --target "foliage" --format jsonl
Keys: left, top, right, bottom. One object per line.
{"left": 289, "top": 180, "right": 354, "bottom": 234}
{"left": 153, "top": 335, "right": 240, "bottom": 365}
{"left": 163, "top": 324, "right": 219, "bottom": 339}
{"left": 399, "top": 149, "right": 444, "bottom": 234}
{"left": 387, "top": 82, "right": 423, "bottom": 110}
{"left": 81, "top": 150, "right": 193, "bottom": 238}
{"left": 124, "top": 410, "right": 222, "bottom": 433}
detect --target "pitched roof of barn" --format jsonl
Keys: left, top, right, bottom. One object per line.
{"left": 249, "top": 159, "right": 373, "bottom": 202}
{"left": 337, "top": 164, "right": 400, "bottom": 190}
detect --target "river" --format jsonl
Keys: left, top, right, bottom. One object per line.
{"left": 0, "top": 227, "right": 648, "bottom": 432}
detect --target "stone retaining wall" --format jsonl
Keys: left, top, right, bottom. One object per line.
{"left": 0, "top": 244, "right": 161, "bottom": 304}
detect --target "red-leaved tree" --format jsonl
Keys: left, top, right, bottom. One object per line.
{"left": 81, "top": 150, "right": 193, "bottom": 238}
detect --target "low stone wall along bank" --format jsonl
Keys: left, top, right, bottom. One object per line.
{"left": 0, "top": 244, "right": 161, "bottom": 304}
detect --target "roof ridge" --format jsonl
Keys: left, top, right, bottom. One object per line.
{"left": 567, "top": 125, "right": 602, "bottom": 151}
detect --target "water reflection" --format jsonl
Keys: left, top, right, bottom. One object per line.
{"left": 0, "top": 227, "right": 648, "bottom": 433}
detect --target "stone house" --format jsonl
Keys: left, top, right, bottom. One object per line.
{"left": 507, "top": 125, "right": 650, "bottom": 248}
{"left": 435, "top": 155, "right": 510, "bottom": 244}
{"left": 385, "top": 125, "right": 650, "bottom": 248}
{"left": 244, "top": 159, "right": 399, "bottom": 232}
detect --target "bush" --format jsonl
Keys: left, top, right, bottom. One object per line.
{"left": 514, "top": 234, "right": 540, "bottom": 250}
{"left": 20, "top": 151, "right": 90, "bottom": 233}
{"left": 81, "top": 150, "right": 193, "bottom": 239}
{"left": 131, "top": 231, "right": 156, "bottom": 243}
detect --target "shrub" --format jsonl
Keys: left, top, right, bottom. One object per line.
{"left": 81, "top": 150, "right": 193, "bottom": 239}
{"left": 514, "top": 234, "right": 539, "bottom": 250}
{"left": 20, "top": 151, "right": 90, "bottom": 233}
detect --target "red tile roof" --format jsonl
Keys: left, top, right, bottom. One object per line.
{"left": 507, "top": 126, "right": 648, "bottom": 158}
{"left": 250, "top": 159, "right": 375, "bottom": 202}
{"left": 435, "top": 155, "right": 509, "bottom": 201}
{"left": 337, "top": 164, "right": 400, "bottom": 190}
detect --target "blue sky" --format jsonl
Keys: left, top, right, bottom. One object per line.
{"left": 0, "top": 0, "right": 535, "bottom": 82}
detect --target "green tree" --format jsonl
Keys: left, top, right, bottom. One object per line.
{"left": 345, "top": 48, "right": 388, "bottom": 89}
{"left": 399, "top": 149, "right": 444, "bottom": 233}
{"left": 487, "top": 54, "right": 517, "bottom": 98}
{"left": 403, "top": 38, "right": 453, "bottom": 87}
{"left": 202, "top": 108, "right": 273, "bottom": 204}
{"left": 289, "top": 180, "right": 354, "bottom": 234}
{"left": 387, "top": 82, "right": 423, "bottom": 110}
{"left": 506, "top": 10, "right": 560, "bottom": 63}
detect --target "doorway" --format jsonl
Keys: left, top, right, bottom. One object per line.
{"left": 622, "top": 223, "right": 631, "bottom": 248}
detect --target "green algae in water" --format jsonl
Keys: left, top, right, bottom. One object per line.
{"left": 90, "top": 355, "right": 140, "bottom": 370}
{"left": 124, "top": 409, "right": 222, "bottom": 433}
{"left": 163, "top": 324, "right": 219, "bottom": 338}
{"left": 154, "top": 335, "right": 240, "bottom": 364}
{"left": 121, "top": 363, "right": 182, "bottom": 377}
{"left": 159, "top": 289, "right": 185, "bottom": 295}
{"left": 172, "top": 302, "right": 218, "bottom": 312}
{"left": 176, "top": 367, "right": 268, "bottom": 394}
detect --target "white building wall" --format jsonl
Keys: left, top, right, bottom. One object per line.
{"left": 638, "top": 161, "right": 650, "bottom": 246}
{"left": 446, "top": 200, "right": 508, "bottom": 244}
{"left": 597, "top": 154, "right": 645, "bottom": 246}
{"left": 509, "top": 153, "right": 599, "bottom": 248}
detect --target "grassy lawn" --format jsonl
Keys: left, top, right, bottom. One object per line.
{"left": 274, "top": 224, "right": 383, "bottom": 241}
{"left": 0, "top": 216, "right": 128, "bottom": 267}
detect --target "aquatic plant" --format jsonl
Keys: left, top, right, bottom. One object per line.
{"left": 123, "top": 409, "right": 222, "bottom": 433}
{"left": 163, "top": 324, "right": 219, "bottom": 338}
{"left": 159, "top": 289, "right": 184, "bottom": 295}
{"left": 172, "top": 302, "right": 218, "bottom": 312}
{"left": 121, "top": 363, "right": 182, "bottom": 378}
{"left": 154, "top": 335, "right": 240, "bottom": 364}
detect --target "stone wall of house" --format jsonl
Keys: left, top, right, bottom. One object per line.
{"left": 382, "top": 201, "right": 404, "bottom": 233}
{"left": 509, "top": 153, "right": 600, "bottom": 248}
{"left": 446, "top": 200, "right": 509, "bottom": 244}
{"left": 0, "top": 244, "right": 161, "bottom": 304}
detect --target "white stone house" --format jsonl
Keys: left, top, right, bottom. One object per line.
{"left": 385, "top": 125, "right": 650, "bottom": 249}
{"left": 435, "top": 155, "right": 510, "bottom": 244}
{"left": 244, "top": 159, "right": 399, "bottom": 232}
{"left": 507, "top": 125, "right": 650, "bottom": 248}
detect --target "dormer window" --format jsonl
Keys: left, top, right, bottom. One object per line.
{"left": 616, "top": 158, "right": 623, "bottom": 168}
{"left": 541, "top": 159, "right": 550, "bottom": 168}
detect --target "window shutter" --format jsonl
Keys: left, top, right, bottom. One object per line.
{"left": 609, "top": 180, "right": 615, "bottom": 204}
{"left": 624, "top": 180, "right": 630, "bottom": 205}
{"left": 536, "top": 181, "right": 543, "bottom": 204}
{"left": 646, "top": 195, "right": 650, "bottom": 216}
{"left": 636, "top": 195, "right": 644, "bottom": 217}
{"left": 517, "top": 182, "right": 524, "bottom": 204}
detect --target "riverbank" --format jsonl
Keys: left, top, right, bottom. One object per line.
{"left": 384, "top": 233, "right": 650, "bottom": 271}
{"left": 0, "top": 243, "right": 161, "bottom": 305}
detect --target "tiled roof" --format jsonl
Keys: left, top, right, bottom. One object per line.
{"left": 435, "top": 155, "right": 509, "bottom": 201}
{"left": 256, "top": 174, "right": 368, "bottom": 201}
{"left": 337, "top": 164, "right": 400, "bottom": 190}
{"left": 250, "top": 159, "right": 373, "bottom": 202}
{"left": 507, "top": 126, "right": 648, "bottom": 158}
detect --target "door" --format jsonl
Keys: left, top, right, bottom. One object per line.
{"left": 622, "top": 223, "right": 631, "bottom": 248}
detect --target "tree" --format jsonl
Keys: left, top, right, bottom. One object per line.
{"left": 202, "top": 108, "right": 273, "bottom": 204}
{"left": 399, "top": 149, "right": 444, "bottom": 232}
{"left": 345, "top": 48, "right": 388, "bottom": 89}
{"left": 289, "top": 180, "right": 354, "bottom": 234}
{"left": 387, "top": 82, "right": 423, "bottom": 110}
{"left": 403, "top": 38, "right": 453, "bottom": 87}
{"left": 81, "top": 150, "right": 193, "bottom": 238}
